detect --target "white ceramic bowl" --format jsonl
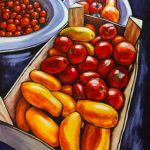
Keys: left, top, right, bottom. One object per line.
{"left": 63, "top": 0, "right": 132, "bottom": 26}
{"left": 0, "top": 0, "right": 68, "bottom": 51}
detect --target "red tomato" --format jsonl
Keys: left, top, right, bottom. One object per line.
{"left": 41, "top": 56, "right": 68, "bottom": 74}
{"left": 106, "top": 88, "right": 124, "bottom": 110}
{"left": 58, "top": 66, "right": 78, "bottom": 84}
{"left": 0, "top": 22, "right": 7, "bottom": 29}
{"left": 54, "top": 36, "right": 73, "bottom": 52}
{"left": 7, "top": 1, "right": 14, "bottom": 8}
{"left": 33, "top": 25, "right": 40, "bottom": 31}
{"left": 73, "top": 83, "right": 86, "bottom": 100}
{"left": 114, "top": 42, "right": 136, "bottom": 66}
{"left": 99, "top": 23, "right": 117, "bottom": 40}
{"left": 85, "top": 0, "right": 93, "bottom": 3}
{"left": 95, "top": 41, "right": 113, "bottom": 59}
{"left": 7, "top": 23, "right": 16, "bottom": 32}
{"left": 39, "top": 17, "right": 46, "bottom": 24}
{"left": 89, "top": 2, "right": 103, "bottom": 14}
{"left": 13, "top": 6, "right": 21, "bottom": 12}
{"left": 85, "top": 24, "right": 96, "bottom": 33}
{"left": 40, "top": 11, "right": 47, "bottom": 17}
{"left": 79, "top": 71, "right": 100, "bottom": 84}
{"left": 0, "top": 30, "right": 6, "bottom": 36}
{"left": 108, "top": 67, "right": 129, "bottom": 89}
{"left": 97, "top": 58, "right": 115, "bottom": 78}
{"left": 78, "top": 56, "right": 98, "bottom": 72}
{"left": 21, "top": 17, "right": 30, "bottom": 26}
{"left": 6, "top": 31, "right": 12, "bottom": 37}
{"left": 78, "top": 2, "right": 89, "bottom": 14}
{"left": 112, "top": 35, "right": 126, "bottom": 47}
{"left": 68, "top": 44, "right": 88, "bottom": 64}
{"left": 85, "top": 78, "right": 108, "bottom": 101}
{"left": 3, "top": 13, "right": 10, "bottom": 20}
{"left": 91, "top": 35, "right": 102, "bottom": 45}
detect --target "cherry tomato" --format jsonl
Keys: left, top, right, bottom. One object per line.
{"left": 21, "top": 4, "right": 26, "bottom": 10}
{"left": 31, "top": 12, "right": 39, "bottom": 19}
{"left": 39, "top": 17, "right": 46, "bottom": 24}
{"left": 24, "top": 13, "right": 30, "bottom": 18}
{"left": 3, "top": 13, "right": 10, "bottom": 20}
{"left": 25, "top": 27, "right": 33, "bottom": 34}
{"left": 31, "top": 19, "right": 38, "bottom": 26}
{"left": 14, "top": 31, "right": 21, "bottom": 36}
{"left": 36, "top": 7, "right": 41, "bottom": 13}
{"left": 14, "top": 1, "right": 19, "bottom": 6}
{"left": 98, "top": 58, "right": 115, "bottom": 78}
{"left": 79, "top": 71, "right": 100, "bottom": 84}
{"left": 16, "top": 15, "right": 22, "bottom": 20}
{"left": 78, "top": 2, "right": 89, "bottom": 14}
{"left": 7, "top": 23, "right": 16, "bottom": 32}
{"left": 0, "top": 22, "right": 7, "bottom": 29}
{"left": 6, "top": 32, "right": 13, "bottom": 37}
{"left": 21, "top": 17, "right": 30, "bottom": 26}
{"left": 3, "top": 9, "right": 10, "bottom": 13}
{"left": 23, "top": 0, "right": 29, "bottom": 5}
{"left": 7, "top": 1, "right": 14, "bottom": 8}
{"left": 78, "top": 56, "right": 98, "bottom": 72}
{"left": 41, "top": 56, "right": 68, "bottom": 74}
{"left": 33, "top": 25, "right": 40, "bottom": 31}
{"left": 10, "top": 12, "right": 17, "bottom": 19}
{"left": 106, "top": 88, "right": 124, "bottom": 110}
{"left": 108, "top": 67, "right": 129, "bottom": 89}
{"left": 16, "top": 26, "right": 22, "bottom": 31}
{"left": 58, "top": 66, "right": 79, "bottom": 84}
{"left": 89, "top": 2, "right": 103, "bottom": 14}
{"left": 95, "top": 41, "right": 113, "bottom": 59}
{"left": 54, "top": 36, "right": 73, "bottom": 53}
{"left": 33, "top": 2, "right": 40, "bottom": 8}
{"left": 27, "top": 4, "right": 33, "bottom": 9}
{"left": 40, "top": 10, "right": 47, "bottom": 17}
{"left": 85, "top": 78, "right": 108, "bottom": 101}
{"left": 68, "top": 44, "right": 88, "bottom": 64}
{"left": 13, "top": 6, "right": 21, "bottom": 12}
{"left": 14, "top": 19, "right": 20, "bottom": 25}
{"left": 73, "top": 83, "right": 86, "bottom": 100}
{"left": 0, "top": 30, "right": 6, "bottom": 36}
{"left": 7, "top": 19, "right": 14, "bottom": 24}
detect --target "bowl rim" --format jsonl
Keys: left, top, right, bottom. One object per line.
{"left": 0, "top": 0, "right": 68, "bottom": 53}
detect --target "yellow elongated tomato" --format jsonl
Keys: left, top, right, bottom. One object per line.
{"left": 52, "top": 92, "right": 76, "bottom": 117}
{"left": 60, "top": 27, "right": 95, "bottom": 41}
{"left": 16, "top": 97, "right": 30, "bottom": 132}
{"left": 26, "top": 107, "right": 59, "bottom": 147}
{"left": 59, "top": 112, "right": 82, "bottom": 150}
{"left": 82, "top": 123, "right": 110, "bottom": 150}
{"left": 76, "top": 100, "right": 118, "bottom": 128}
{"left": 61, "top": 85, "right": 72, "bottom": 96}
{"left": 79, "top": 42, "right": 95, "bottom": 56}
{"left": 21, "top": 82, "right": 62, "bottom": 117}
{"left": 30, "top": 70, "right": 61, "bottom": 91}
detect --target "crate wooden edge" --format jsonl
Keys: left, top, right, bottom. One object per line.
{"left": 0, "top": 121, "right": 54, "bottom": 150}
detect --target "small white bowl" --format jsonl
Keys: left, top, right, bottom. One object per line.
{"left": 0, "top": 0, "right": 68, "bottom": 51}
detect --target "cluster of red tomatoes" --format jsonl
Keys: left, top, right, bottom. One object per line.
{"left": 0, "top": 0, "right": 47, "bottom": 37}
{"left": 78, "top": 0, "right": 105, "bottom": 17}
{"left": 41, "top": 23, "right": 137, "bottom": 112}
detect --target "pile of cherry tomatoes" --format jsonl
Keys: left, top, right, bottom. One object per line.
{"left": 0, "top": 0, "right": 47, "bottom": 37}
